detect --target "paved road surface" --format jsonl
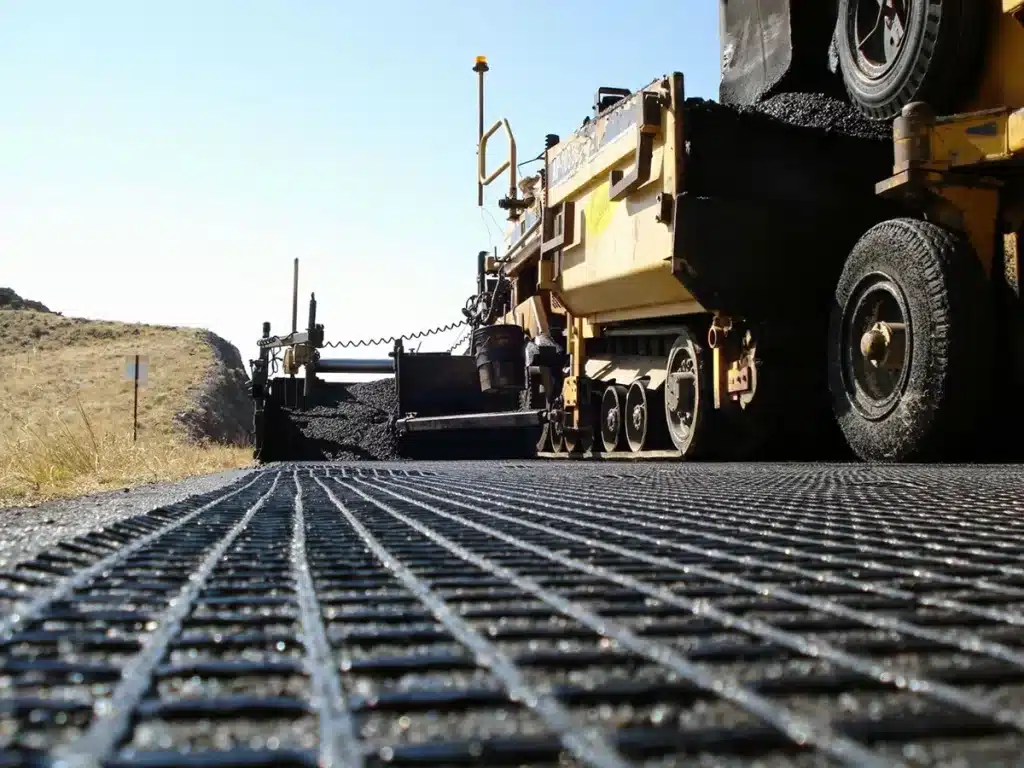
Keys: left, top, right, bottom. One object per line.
{"left": 3, "top": 461, "right": 1024, "bottom": 767}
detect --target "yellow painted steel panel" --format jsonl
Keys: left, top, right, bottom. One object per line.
{"left": 556, "top": 171, "right": 692, "bottom": 318}
{"left": 1010, "top": 109, "right": 1024, "bottom": 153}
{"left": 967, "top": 9, "right": 1024, "bottom": 112}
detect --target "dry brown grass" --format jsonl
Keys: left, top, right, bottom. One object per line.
{"left": 0, "top": 309, "right": 254, "bottom": 507}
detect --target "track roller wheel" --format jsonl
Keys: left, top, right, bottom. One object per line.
{"left": 549, "top": 409, "right": 567, "bottom": 453}
{"left": 564, "top": 388, "right": 599, "bottom": 455}
{"left": 624, "top": 379, "right": 667, "bottom": 453}
{"left": 827, "top": 217, "right": 993, "bottom": 462}
{"left": 521, "top": 363, "right": 551, "bottom": 453}
{"left": 599, "top": 384, "right": 628, "bottom": 453}
{"left": 664, "top": 328, "right": 719, "bottom": 458}
{"left": 563, "top": 428, "right": 593, "bottom": 455}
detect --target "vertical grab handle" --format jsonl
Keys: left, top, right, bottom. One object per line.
{"left": 478, "top": 118, "right": 518, "bottom": 206}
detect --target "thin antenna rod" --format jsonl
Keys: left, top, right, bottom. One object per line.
{"left": 474, "top": 55, "right": 489, "bottom": 207}
{"left": 291, "top": 258, "right": 299, "bottom": 335}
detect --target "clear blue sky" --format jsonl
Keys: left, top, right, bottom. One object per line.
{"left": 1, "top": 1, "right": 721, "bottom": 372}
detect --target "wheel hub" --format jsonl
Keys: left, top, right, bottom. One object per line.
{"left": 605, "top": 407, "right": 618, "bottom": 430}
{"left": 859, "top": 321, "right": 906, "bottom": 368}
{"left": 664, "top": 343, "right": 700, "bottom": 454}
{"left": 853, "top": 0, "right": 909, "bottom": 80}
{"left": 860, "top": 327, "right": 888, "bottom": 363}
{"left": 666, "top": 372, "right": 693, "bottom": 415}
{"left": 842, "top": 273, "right": 912, "bottom": 419}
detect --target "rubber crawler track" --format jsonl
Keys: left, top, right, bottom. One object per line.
{"left": 4, "top": 463, "right": 1024, "bottom": 766}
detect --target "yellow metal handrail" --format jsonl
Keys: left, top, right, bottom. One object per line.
{"left": 478, "top": 117, "right": 518, "bottom": 199}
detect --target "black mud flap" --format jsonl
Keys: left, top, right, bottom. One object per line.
{"left": 719, "top": 0, "right": 841, "bottom": 106}
{"left": 395, "top": 352, "right": 541, "bottom": 460}
{"left": 396, "top": 352, "right": 511, "bottom": 418}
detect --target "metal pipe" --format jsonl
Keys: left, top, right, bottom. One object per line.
{"left": 291, "top": 258, "right": 299, "bottom": 335}
{"left": 315, "top": 358, "right": 395, "bottom": 375}
{"left": 396, "top": 408, "right": 546, "bottom": 434}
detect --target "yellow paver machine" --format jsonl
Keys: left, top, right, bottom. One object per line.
{"left": 251, "top": 0, "right": 1024, "bottom": 463}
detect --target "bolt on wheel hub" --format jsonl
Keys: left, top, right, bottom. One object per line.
{"left": 631, "top": 404, "right": 644, "bottom": 430}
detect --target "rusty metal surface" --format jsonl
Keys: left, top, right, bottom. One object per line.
{"left": 3, "top": 462, "right": 1024, "bottom": 766}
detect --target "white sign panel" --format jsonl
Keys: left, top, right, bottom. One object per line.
{"left": 124, "top": 355, "right": 149, "bottom": 386}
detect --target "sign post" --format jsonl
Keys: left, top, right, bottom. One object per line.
{"left": 123, "top": 355, "right": 149, "bottom": 442}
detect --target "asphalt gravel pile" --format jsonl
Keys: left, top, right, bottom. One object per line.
{"left": 750, "top": 91, "right": 892, "bottom": 141}
{"left": 276, "top": 378, "right": 400, "bottom": 461}
{"left": 269, "top": 374, "right": 540, "bottom": 463}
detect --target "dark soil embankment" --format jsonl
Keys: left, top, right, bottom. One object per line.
{"left": 174, "top": 331, "right": 255, "bottom": 446}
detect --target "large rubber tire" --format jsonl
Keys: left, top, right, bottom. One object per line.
{"left": 835, "top": 0, "right": 987, "bottom": 121}
{"left": 827, "top": 218, "right": 993, "bottom": 462}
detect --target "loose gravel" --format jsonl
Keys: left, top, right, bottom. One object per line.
{"left": 277, "top": 378, "right": 400, "bottom": 462}
{"left": 268, "top": 374, "right": 539, "bottom": 463}
{"left": 0, "top": 469, "right": 252, "bottom": 571}
{"left": 750, "top": 91, "right": 892, "bottom": 141}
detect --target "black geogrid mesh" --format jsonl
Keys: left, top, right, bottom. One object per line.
{"left": 2, "top": 463, "right": 1024, "bottom": 767}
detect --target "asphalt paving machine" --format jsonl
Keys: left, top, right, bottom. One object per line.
{"left": 248, "top": 258, "right": 551, "bottom": 462}
{"left": 251, "top": 0, "right": 1024, "bottom": 464}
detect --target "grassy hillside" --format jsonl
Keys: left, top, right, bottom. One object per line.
{"left": 0, "top": 303, "right": 254, "bottom": 507}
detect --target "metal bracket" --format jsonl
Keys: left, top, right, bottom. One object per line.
{"left": 608, "top": 91, "right": 662, "bottom": 202}
{"left": 541, "top": 200, "right": 575, "bottom": 256}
